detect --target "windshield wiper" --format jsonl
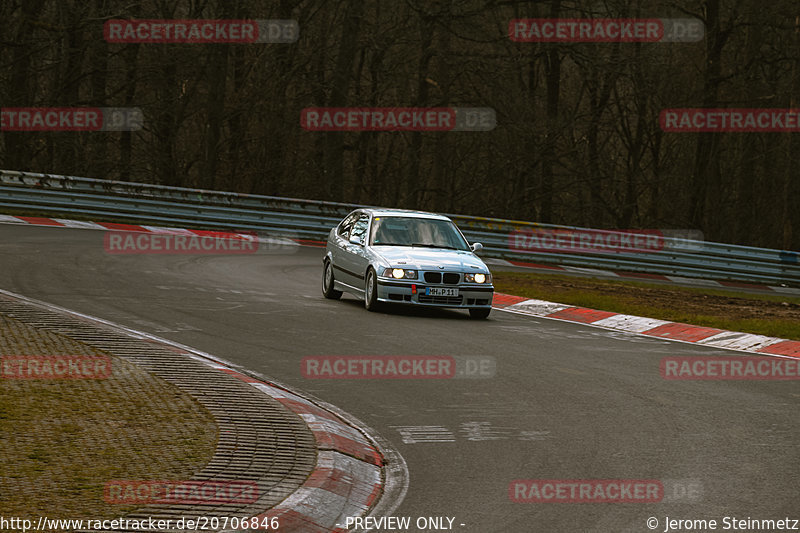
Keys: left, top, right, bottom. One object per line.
{"left": 411, "top": 243, "right": 458, "bottom": 250}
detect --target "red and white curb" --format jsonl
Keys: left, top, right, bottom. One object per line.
{"left": 0, "top": 287, "right": 406, "bottom": 533}
{"left": 203, "top": 367, "right": 385, "bottom": 533}
{"left": 0, "top": 214, "right": 307, "bottom": 248}
{"left": 486, "top": 257, "right": 800, "bottom": 296}
{"left": 492, "top": 293, "right": 800, "bottom": 359}
{"left": 157, "top": 356, "right": 405, "bottom": 533}
{"left": 255, "top": 451, "right": 381, "bottom": 533}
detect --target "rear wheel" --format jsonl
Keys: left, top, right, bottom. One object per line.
{"left": 322, "top": 260, "right": 342, "bottom": 299}
{"left": 469, "top": 307, "right": 491, "bottom": 319}
{"left": 364, "top": 268, "right": 380, "bottom": 311}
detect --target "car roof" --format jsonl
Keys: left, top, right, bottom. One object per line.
{"left": 356, "top": 208, "right": 452, "bottom": 221}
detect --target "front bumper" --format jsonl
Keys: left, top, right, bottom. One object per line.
{"left": 376, "top": 277, "right": 493, "bottom": 308}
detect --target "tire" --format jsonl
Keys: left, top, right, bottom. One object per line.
{"left": 469, "top": 307, "right": 491, "bottom": 319}
{"left": 322, "top": 260, "right": 343, "bottom": 299}
{"left": 364, "top": 268, "right": 381, "bottom": 311}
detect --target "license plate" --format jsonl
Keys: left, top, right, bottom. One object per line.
{"left": 426, "top": 287, "right": 459, "bottom": 297}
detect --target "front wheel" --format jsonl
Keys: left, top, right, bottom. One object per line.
{"left": 322, "top": 260, "right": 342, "bottom": 299}
{"left": 469, "top": 307, "right": 491, "bottom": 319}
{"left": 364, "top": 268, "right": 381, "bottom": 311}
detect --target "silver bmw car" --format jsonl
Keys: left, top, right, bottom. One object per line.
{"left": 322, "top": 208, "right": 494, "bottom": 319}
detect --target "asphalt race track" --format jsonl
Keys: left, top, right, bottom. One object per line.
{"left": 2, "top": 224, "right": 799, "bottom": 532}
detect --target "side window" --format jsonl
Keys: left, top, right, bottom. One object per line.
{"left": 351, "top": 214, "right": 370, "bottom": 241}
{"left": 337, "top": 212, "right": 359, "bottom": 239}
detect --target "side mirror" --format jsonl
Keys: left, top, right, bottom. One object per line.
{"left": 349, "top": 234, "right": 364, "bottom": 246}
{"left": 471, "top": 242, "right": 483, "bottom": 253}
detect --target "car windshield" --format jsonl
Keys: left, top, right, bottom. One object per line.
{"left": 370, "top": 216, "right": 470, "bottom": 250}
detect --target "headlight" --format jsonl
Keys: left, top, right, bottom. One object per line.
{"left": 382, "top": 268, "right": 417, "bottom": 279}
{"left": 465, "top": 272, "right": 491, "bottom": 283}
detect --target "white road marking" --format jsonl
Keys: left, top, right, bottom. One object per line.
{"left": 460, "top": 421, "right": 513, "bottom": 441}
{"left": 592, "top": 314, "right": 671, "bottom": 333}
{"left": 392, "top": 423, "right": 552, "bottom": 444}
{"left": 390, "top": 426, "right": 456, "bottom": 444}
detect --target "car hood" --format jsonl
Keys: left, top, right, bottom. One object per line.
{"left": 372, "top": 246, "right": 489, "bottom": 271}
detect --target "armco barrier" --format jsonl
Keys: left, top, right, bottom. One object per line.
{"left": 1, "top": 169, "right": 798, "bottom": 287}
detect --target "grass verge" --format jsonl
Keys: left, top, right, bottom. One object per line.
{"left": 0, "top": 313, "right": 218, "bottom": 518}
{"left": 493, "top": 271, "right": 800, "bottom": 340}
